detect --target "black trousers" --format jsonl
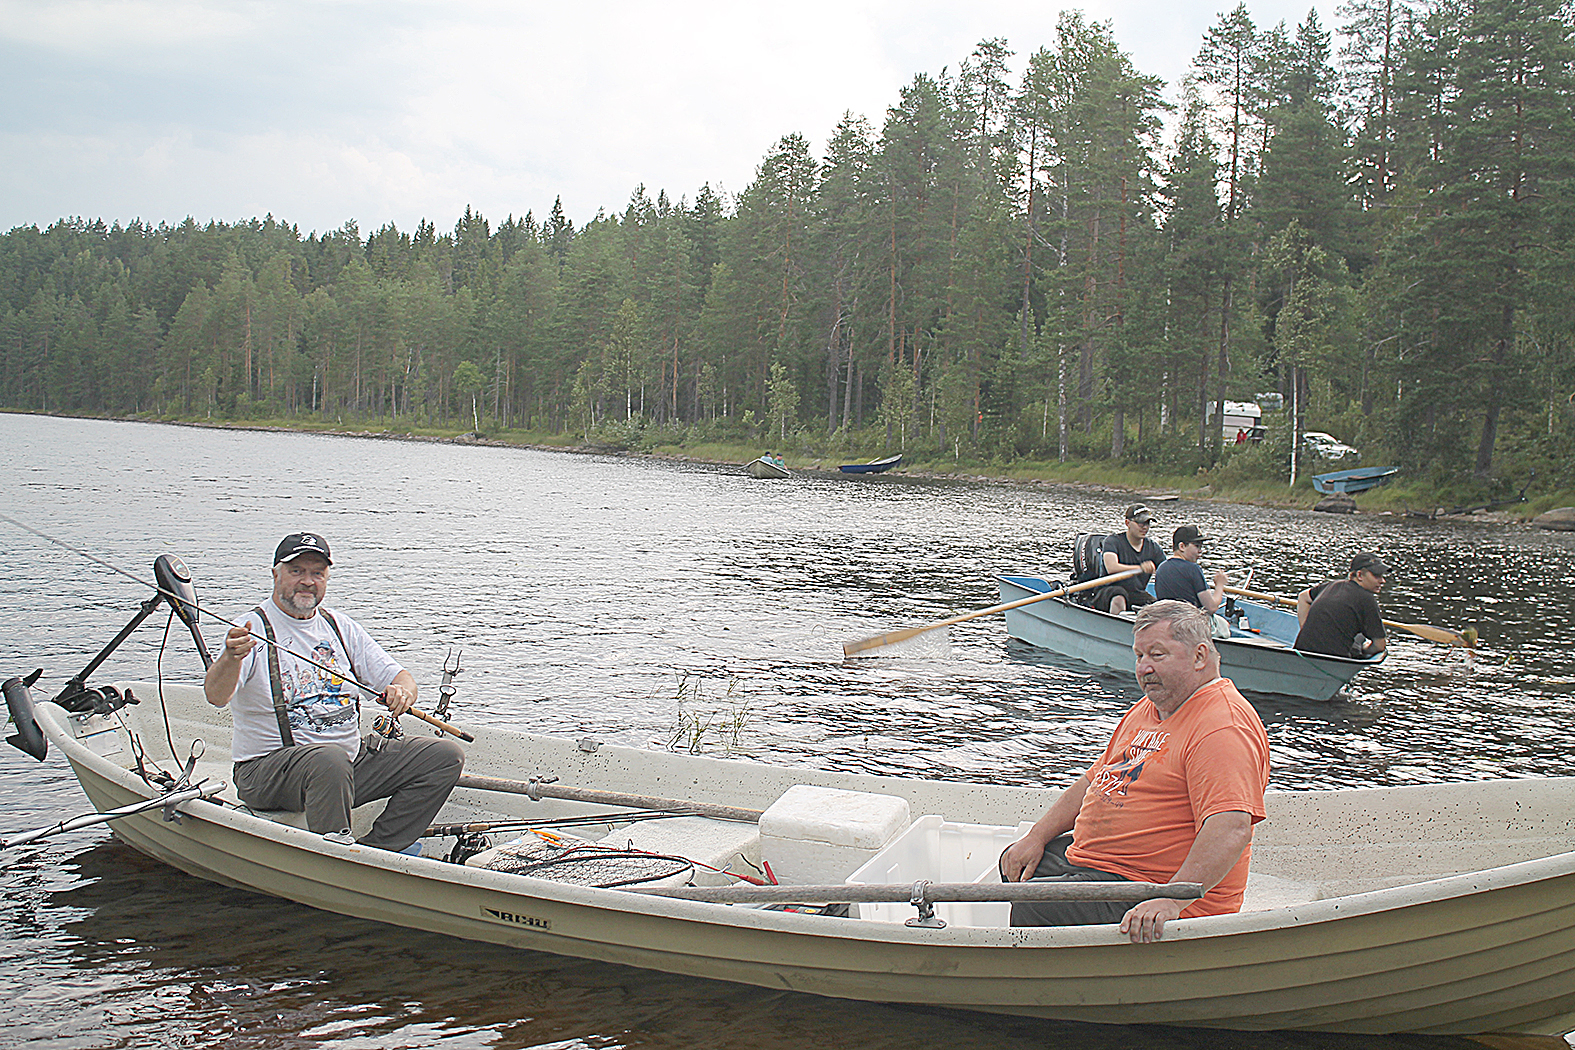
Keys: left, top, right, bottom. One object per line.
{"left": 1002, "top": 834, "right": 1134, "bottom": 927}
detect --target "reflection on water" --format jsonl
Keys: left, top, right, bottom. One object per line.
{"left": 2, "top": 412, "right": 1574, "bottom": 1048}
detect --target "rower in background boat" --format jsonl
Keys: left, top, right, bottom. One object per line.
{"left": 1092, "top": 504, "right": 1166, "bottom": 615}
{"left": 1293, "top": 552, "right": 1389, "bottom": 660}
{"left": 1153, "top": 525, "right": 1233, "bottom": 638}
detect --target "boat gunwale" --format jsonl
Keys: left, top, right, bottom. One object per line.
{"left": 35, "top": 696, "right": 1575, "bottom": 951}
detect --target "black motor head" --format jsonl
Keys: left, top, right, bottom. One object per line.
{"left": 153, "top": 555, "right": 199, "bottom": 628}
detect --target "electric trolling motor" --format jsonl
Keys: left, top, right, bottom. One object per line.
{"left": 5, "top": 554, "right": 213, "bottom": 762}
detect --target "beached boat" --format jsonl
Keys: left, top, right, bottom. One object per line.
{"left": 6, "top": 673, "right": 1575, "bottom": 1037}
{"left": 745, "top": 456, "right": 790, "bottom": 479}
{"left": 838, "top": 454, "right": 902, "bottom": 475}
{"left": 1311, "top": 466, "right": 1400, "bottom": 494}
{"left": 997, "top": 575, "right": 1380, "bottom": 701}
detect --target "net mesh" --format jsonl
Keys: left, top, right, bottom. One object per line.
{"left": 475, "top": 837, "right": 693, "bottom": 888}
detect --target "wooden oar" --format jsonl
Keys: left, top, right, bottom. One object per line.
{"left": 455, "top": 773, "right": 763, "bottom": 823}
{"left": 843, "top": 568, "right": 1141, "bottom": 657}
{"left": 631, "top": 879, "right": 1202, "bottom": 905}
{"left": 1225, "top": 586, "right": 1477, "bottom": 648}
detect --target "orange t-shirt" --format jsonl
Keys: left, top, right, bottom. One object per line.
{"left": 1065, "top": 677, "right": 1270, "bottom": 916}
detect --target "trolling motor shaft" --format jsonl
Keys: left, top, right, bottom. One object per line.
{"left": 54, "top": 555, "right": 213, "bottom": 711}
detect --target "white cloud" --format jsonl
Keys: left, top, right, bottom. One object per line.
{"left": 0, "top": 0, "right": 1334, "bottom": 235}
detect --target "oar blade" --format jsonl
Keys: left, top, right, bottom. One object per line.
{"left": 843, "top": 624, "right": 938, "bottom": 657}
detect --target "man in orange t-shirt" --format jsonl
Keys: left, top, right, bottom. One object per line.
{"left": 999, "top": 600, "right": 1270, "bottom": 942}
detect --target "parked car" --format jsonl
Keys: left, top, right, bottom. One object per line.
{"left": 1302, "top": 431, "right": 1361, "bottom": 463}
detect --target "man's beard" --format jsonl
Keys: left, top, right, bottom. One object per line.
{"left": 282, "top": 590, "right": 321, "bottom": 614}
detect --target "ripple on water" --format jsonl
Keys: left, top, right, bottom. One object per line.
{"left": 2, "top": 413, "right": 1572, "bottom": 1048}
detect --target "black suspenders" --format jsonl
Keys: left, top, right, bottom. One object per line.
{"left": 251, "top": 606, "right": 360, "bottom": 750}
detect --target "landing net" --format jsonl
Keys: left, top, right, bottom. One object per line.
{"left": 475, "top": 838, "right": 694, "bottom": 888}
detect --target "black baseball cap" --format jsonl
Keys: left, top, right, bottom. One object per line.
{"left": 274, "top": 532, "right": 333, "bottom": 566}
{"left": 1349, "top": 552, "right": 1388, "bottom": 576}
{"left": 1173, "top": 524, "right": 1208, "bottom": 547}
{"left": 1124, "top": 504, "right": 1155, "bottom": 525}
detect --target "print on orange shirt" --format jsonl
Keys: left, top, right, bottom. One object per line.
{"left": 1088, "top": 728, "right": 1170, "bottom": 807}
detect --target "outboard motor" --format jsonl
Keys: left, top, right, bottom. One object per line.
{"left": 5, "top": 671, "right": 46, "bottom": 761}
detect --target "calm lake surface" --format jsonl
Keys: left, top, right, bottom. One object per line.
{"left": 2, "top": 412, "right": 1573, "bottom": 1049}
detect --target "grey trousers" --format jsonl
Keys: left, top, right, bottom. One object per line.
{"left": 234, "top": 734, "right": 465, "bottom": 852}
{"left": 1003, "top": 834, "right": 1135, "bottom": 927}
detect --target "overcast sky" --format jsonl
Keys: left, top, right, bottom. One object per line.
{"left": 1, "top": 0, "right": 1333, "bottom": 237}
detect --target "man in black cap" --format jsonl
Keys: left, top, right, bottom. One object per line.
{"left": 1293, "top": 552, "right": 1389, "bottom": 659}
{"left": 202, "top": 532, "right": 465, "bottom": 854}
{"left": 1153, "top": 525, "right": 1229, "bottom": 613}
{"left": 1093, "top": 504, "right": 1166, "bottom": 614}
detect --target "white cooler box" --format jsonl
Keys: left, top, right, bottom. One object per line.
{"left": 846, "top": 815, "right": 1033, "bottom": 927}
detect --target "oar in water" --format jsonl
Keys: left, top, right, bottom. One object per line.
{"left": 1225, "top": 586, "right": 1477, "bottom": 648}
{"left": 842, "top": 568, "right": 1141, "bottom": 658}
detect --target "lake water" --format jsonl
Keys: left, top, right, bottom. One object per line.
{"left": 2, "top": 412, "right": 1573, "bottom": 1049}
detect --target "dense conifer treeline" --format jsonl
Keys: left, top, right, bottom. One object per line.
{"left": 2, "top": 1, "right": 1572, "bottom": 491}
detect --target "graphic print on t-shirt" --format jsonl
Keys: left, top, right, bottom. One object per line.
{"left": 281, "top": 640, "right": 359, "bottom": 732}
{"left": 1089, "top": 728, "right": 1170, "bottom": 806}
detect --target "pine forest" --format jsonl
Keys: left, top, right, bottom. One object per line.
{"left": 3, "top": 1, "right": 1573, "bottom": 500}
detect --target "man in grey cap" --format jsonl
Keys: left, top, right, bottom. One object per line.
{"left": 1293, "top": 552, "right": 1389, "bottom": 658}
{"left": 1093, "top": 504, "right": 1166, "bottom": 614}
{"left": 203, "top": 532, "right": 465, "bottom": 854}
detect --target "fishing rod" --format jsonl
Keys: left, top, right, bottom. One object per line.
{"left": 0, "top": 512, "right": 473, "bottom": 742}
{"left": 0, "top": 780, "right": 227, "bottom": 851}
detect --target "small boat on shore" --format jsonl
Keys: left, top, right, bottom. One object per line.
{"left": 745, "top": 456, "right": 790, "bottom": 479}
{"left": 1312, "top": 466, "right": 1399, "bottom": 494}
{"left": 8, "top": 672, "right": 1575, "bottom": 1037}
{"left": 997, "top": 574, "right": 1380, "bottom": 701}
{"left": 838, "top": 454, "right": 902, "bottom": 475}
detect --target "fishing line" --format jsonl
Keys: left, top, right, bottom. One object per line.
{"left": 0, "top": 510, "right": 389, "bottom": 700}
{"left": 156, "top": 608, "right": 179, "bottom": 764}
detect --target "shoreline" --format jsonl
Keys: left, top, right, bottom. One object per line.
{"left": 17, "top": 409, "right": 1559, "bottom": 529}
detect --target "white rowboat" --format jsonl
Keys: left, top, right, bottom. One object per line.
{"left": 10, "top": 680, "right": 1575, "bottom": 1036}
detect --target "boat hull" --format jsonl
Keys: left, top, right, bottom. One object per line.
{"left": 998, "top": 575, "right": 1377, "bottom": 701}
{"left": 26, "top": 684, "right": 1575, "bottom": 1036}
{"left": 839, "top": 455, "right": 902, "bottom": 474}
{"left": 1312, "top": 466, "right": 1400, "bottom": 494}
{"left": 745, "top": 458, "right": 790, "bottom": 478}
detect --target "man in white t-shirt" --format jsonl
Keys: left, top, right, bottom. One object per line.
{"left": 203, "top": 532, "right": 464, "bottom": 853}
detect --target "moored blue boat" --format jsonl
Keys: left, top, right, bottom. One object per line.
{"left": 997, "top": 574, "right": 1382, "bottom": 701}
{"left": 839, "top": 454, "right": 902, "bottom": 474}
{"left": 1312, "top": 465, "right": 1400, "bottom": 494}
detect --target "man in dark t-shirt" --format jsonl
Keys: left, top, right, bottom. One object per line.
{"left": 1092, "top": 504, "right": 1166, "bottom": 614}
{"left": 1293, "top": 552, "right": 1388, "bottom": 658}
{"left": 1153, "top": 524, "right": 1228, "bottom": 611}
